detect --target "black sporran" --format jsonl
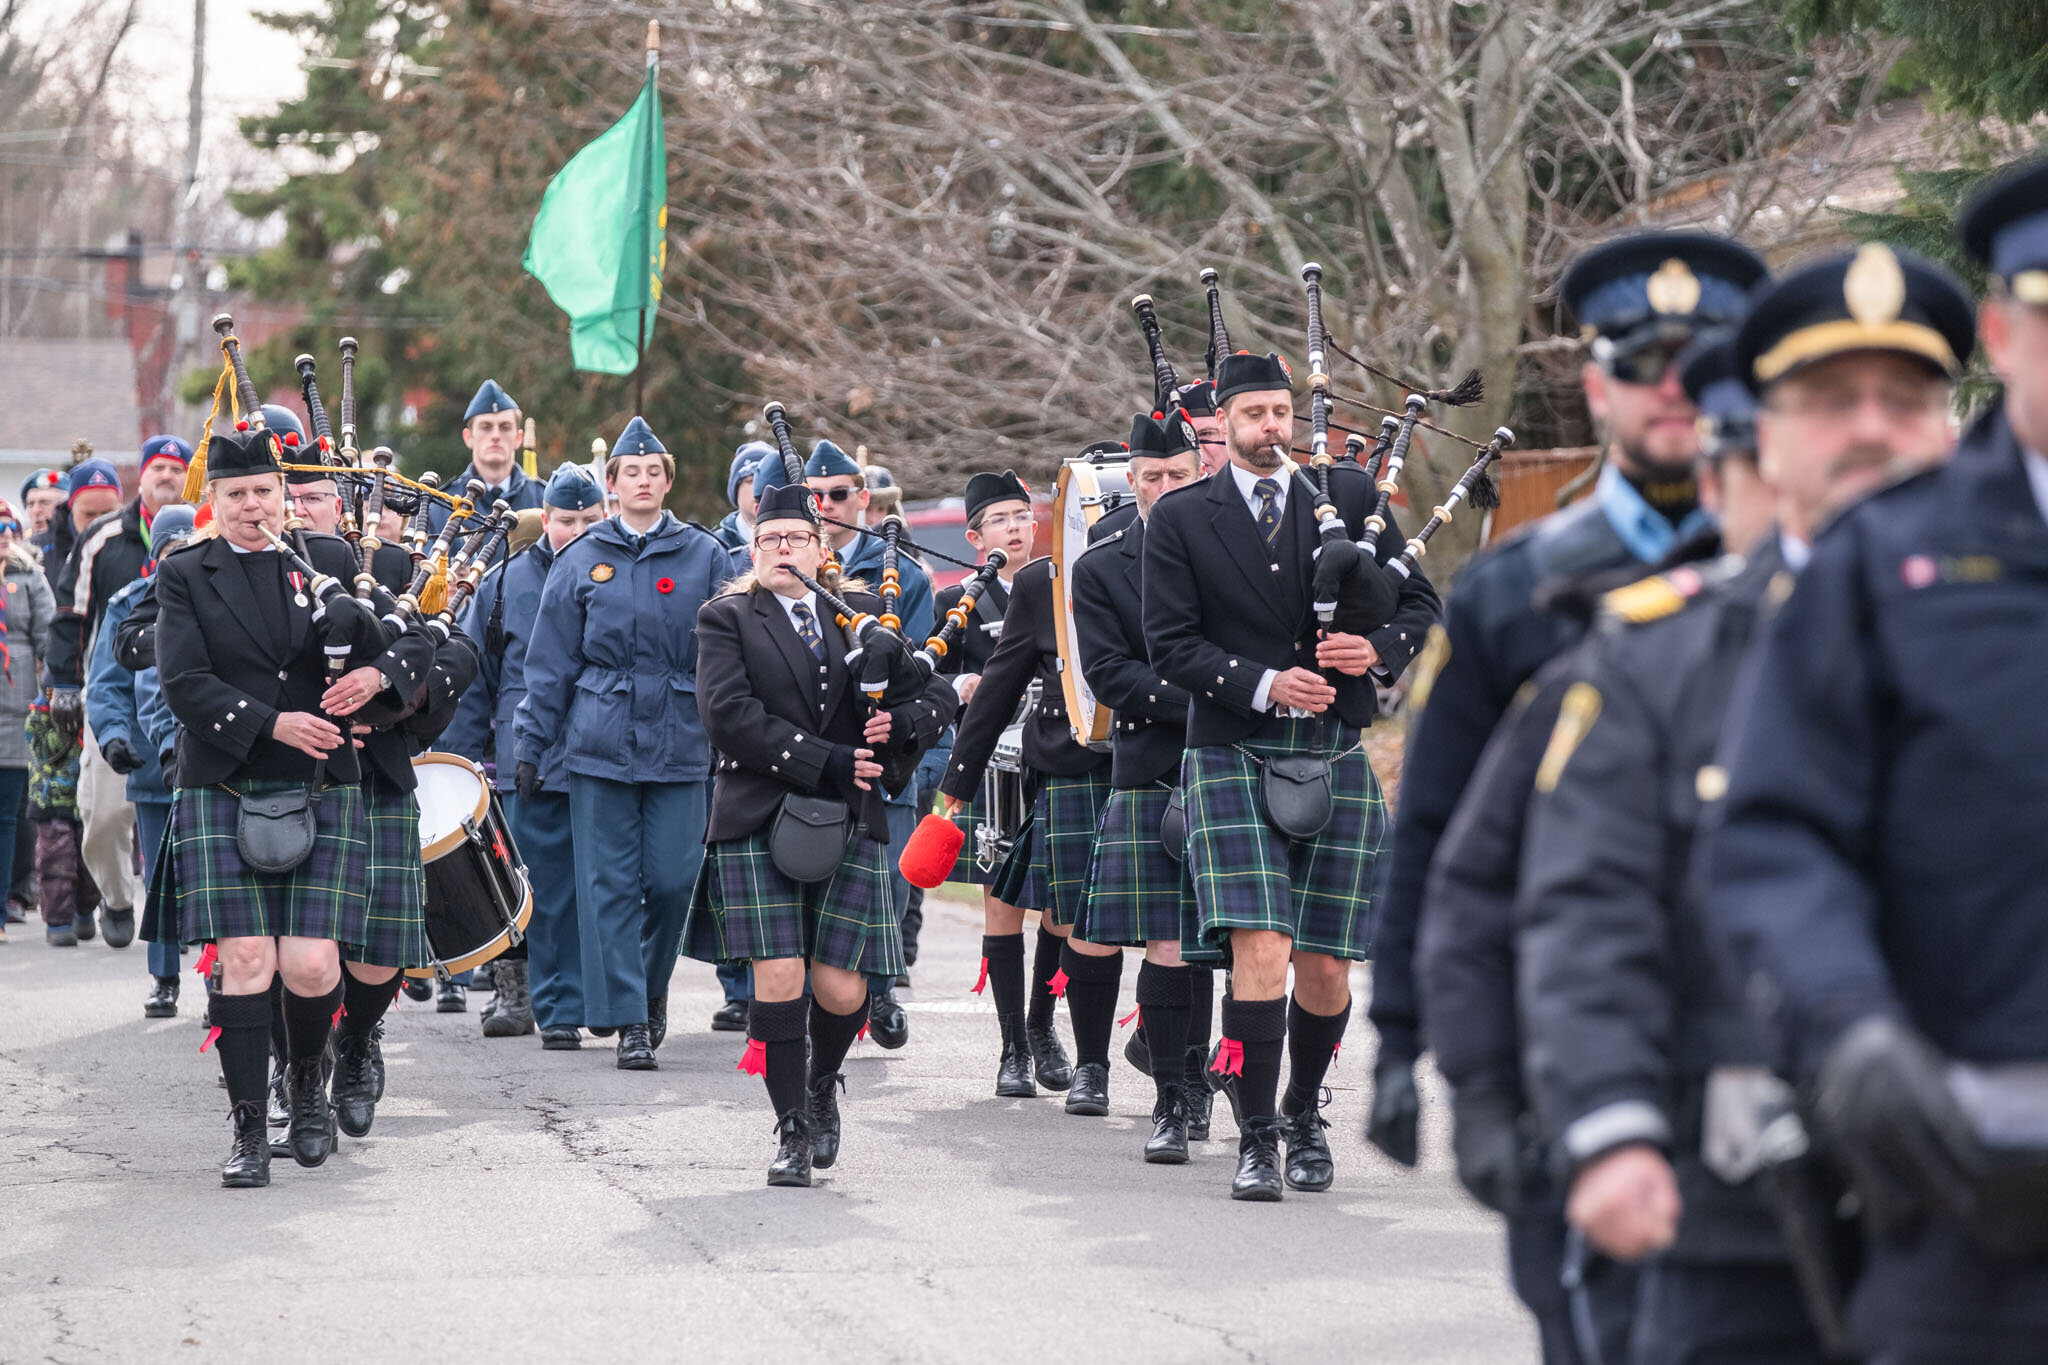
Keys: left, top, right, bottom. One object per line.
{"left": 1253, "top": 754, "right": 1334, "bottom": 841}
{"left": 769, "top": 794, "right": 853, "bottom": 883}
{"left": 1159, "top": 785, "right": 1189, "bottom": 862}
{"left": 231, "top": 784, "right": 321, "bottom": 875}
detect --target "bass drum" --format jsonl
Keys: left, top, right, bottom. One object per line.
{"left": 403, "top": 753, "right": 534, "bottom": 980}
{"left": 1049, "top": 457, "right": 1132, "bottom": 749}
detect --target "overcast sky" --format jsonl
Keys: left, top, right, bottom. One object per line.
{"left": 19, "top": 0, "right": 311, "bottom": 167}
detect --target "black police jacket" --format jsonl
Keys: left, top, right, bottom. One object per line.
{"left": 1520, "top": 540, "right": 1790, "bottom": 1265}
{"left": 1141, "top": 463, "right": 1439, "bottom": 750}
{"left": 1070, "top": 516, "right": 1191, "bottom": 789}
{"left": 1707, "top": 408, "right": 2048, "bottom": 1077}
{"left": 1371, "top": 495, "right": 1636, "bottom": 1061}
{"left": 939, "top": 556, "right": 1108, "bottom": 798}
{"left": 697, "top": 585, "right": 956, "bottom": 843}
{"left": 351, "top": 542, "right": 481, "bottom": 793}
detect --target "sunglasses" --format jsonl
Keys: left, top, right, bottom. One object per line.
{"left": 1595, "top": 335, "right": 1691, "bottom": 387}
{"left": 809, "top": 486, "right": 861, "bottom": 504}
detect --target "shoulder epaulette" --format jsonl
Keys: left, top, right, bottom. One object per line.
{"left": 1599, "top": 566, "right": 1707, "bottom": 625}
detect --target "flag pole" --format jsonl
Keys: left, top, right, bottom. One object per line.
{"left": 633, "top": 19, "right": 659, "bottom": 415}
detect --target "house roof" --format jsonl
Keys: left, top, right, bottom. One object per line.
{"left": 0, "top": 338, "right": 143, "bottom": 460}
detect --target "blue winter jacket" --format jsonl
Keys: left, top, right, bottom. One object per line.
{"left": 85, "top": 576, "right": 169, "bottom": 803}
{"left": 513, "top": 512, "right": 728, "bottom": 784}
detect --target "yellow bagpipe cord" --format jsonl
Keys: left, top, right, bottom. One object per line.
{"left": 181, "top": 351, "right": 239, "bottom": 504}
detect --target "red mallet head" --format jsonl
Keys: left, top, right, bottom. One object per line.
{"left": 899, "top": 813, "right": 965, "bottom": 889}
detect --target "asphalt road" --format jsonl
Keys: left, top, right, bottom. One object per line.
{"left": 1, "top": 894, "right": 1532, "bottom": 1364}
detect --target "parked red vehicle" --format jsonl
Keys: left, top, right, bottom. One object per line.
{"left": 903, "top": 496, "right": 1051, "bottom": 589}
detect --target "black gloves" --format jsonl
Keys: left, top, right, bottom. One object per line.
{"left": 100, "top": 736, "right": 141, "bottom": 774}
{"left": 1814, "top": 1015, "right": 1984, "bottom": 1239}
{"left": 1367, "top": 1051, "right": 1422, "bottom": 1167}
{"left": 1451, "top": 1083, "right": 1527, "bottom": 1214}
{"left": 48, "top": 688, "right": 83, "bottom": 738}
{"left": 513, "top": 761, "right": 542, "bottom": 800}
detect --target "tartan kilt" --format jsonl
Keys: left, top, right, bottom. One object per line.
{"left": 358, "top": 772, "right": 431, "bottom": 969}
{"left": 991, "top": 766, "right": 1111, "bottom": 927}
{"left": 682, "top": 831, "right": 903, "bottom": 977}
{"left": 159, "top": 781, "right": 369, "bottom": 950}
{"left": 1078, "top": 785, "right": 1195, "bottom": 947}
{"left": 1183, "top": 720, "right": 1387, "bottom": 962}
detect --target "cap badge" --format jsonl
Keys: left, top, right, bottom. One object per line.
{"left": 1647, "top": 259, "right": 1702, "bottom": 316}
{"left": 1845, "top": 244, "right": 1906, "bottom": 328}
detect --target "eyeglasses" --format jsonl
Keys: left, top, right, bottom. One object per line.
{"left": 808, "top": 486, "right": 861, "bottom": 503}
{"left": 978, "top": 512, "right": 1032, "bottom": 532}
{"left": 755, "top": 531, "right": 818, "bottom": 552}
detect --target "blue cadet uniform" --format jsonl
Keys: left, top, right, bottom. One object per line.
{"left": 88, "top": 504, "right": 197, "bottom": 1005}
{"left": 442, "top": 462, "right": 606, "bottom": 1041}
{"left": 427, "top": 379, "right": 545, "bottom": 554}
{"left": 806, "top": 438, "right": 934, "bottom": 1033}
{"left": 513, "top": 417, "right": 726, "bottom": 1064}
{"left": 1707, "top": 196, "right": 2046, "bottom": 1360}
{"left": 1373, "top": 231, "right": 1764, "bottom": 1358}
{"left": 715, "top": 441, "right": 774, "bottom": 552}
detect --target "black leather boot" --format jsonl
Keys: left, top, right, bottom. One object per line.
{"left": 144, "top": 975, "right": 180, "bottom": 1018}
{"left": 995, "top": 1013, "right": 1036, "bottom": 1098}
{"left": 482, "top": 960, "right": 535, "bottom": 1038}
{"left": 266, "top": 1064, "right": 290, "bottom": 1128}
{"left": 102, "top": 907, "right": 135, "bottom": 949}
{"left": 286, "top": 1057, "right": 336, "bottom": 1168}
{"left": 436, "top": 978, "right": 466, "bottom": 1012}
{"left": 616, "top": 1022, "right": 657, "bottom": 1070}
{"left": 646, "top": 994, "right": 668, "bottom": 1050}
{"left": 1028, "top": 1020, "right": 1073, "bottom": 1091}
{"left": 401, "top": 976, "right": 432, "bottom": 1002}
{"left": 868, "top": 987, "right": 909, "bottom": 1050}
{"left": 331, "top": 1030, "right": 379, "bottom": 1138}
{"left": 369, "top": 1021, "right": 386, "bottom": 1101}
{"left": 1282, "top": 1104, "right": 1335, "bottom": 1192}
{"left": 807, "top": 1072, "right": 845, "bottom": 1169}
{"left": 1146, "top": 1085, "right": 1190, "bottom": 1164}
{"left": 1184, "top": 1046, "right": 1215, "bottom": 1140}
{"left": 767, "top": 1109, "right": 813, "bottom": 1187}
{"left": 221, "top": 1101, "right": 270, "bottom": 1189}
{"left": 1064, "top": 1061, "right": 1110, "bottom": 1117}
{"left": 1231, "top": 1117, "right": 1285, "bottom": 1202}
{"left": 1123, "top": 1021, "right": 1151, "bottom": 1076}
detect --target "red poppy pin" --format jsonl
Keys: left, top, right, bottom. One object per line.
{"left": 656, "top": 576, "right": 674, "bottom": 595}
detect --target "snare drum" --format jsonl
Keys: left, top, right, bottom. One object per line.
{"left": 976, "top": 721, "right": 1029, "bottom": 874}
{"left": 403, "top": 753, "right": 535, "bottom": 980}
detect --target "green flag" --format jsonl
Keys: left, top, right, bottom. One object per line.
{"left": 522, "top": 65, "right": 667, "bottom": 375}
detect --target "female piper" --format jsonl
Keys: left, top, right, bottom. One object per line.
{"left": 682, "top": 483, "right": 956, "bottom": 1186}
{"left": 149, "top": 427, "right": 391, "bottom": 1188}
{"left": 514, "top": 417, "right": 730, "bottom": 1069}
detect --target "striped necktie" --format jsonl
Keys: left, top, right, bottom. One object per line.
{"left": 1254, "top": 478, "right": 1282, "bottom": 547}
{"left": 792, "top": 600, "right": 826, "bottom": 662}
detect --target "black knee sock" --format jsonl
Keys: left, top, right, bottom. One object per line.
{"left": 749, "top": 997, "right": 809, "bottom": 1119}
{"left": 982, "top": 932, "right": 1025, "bottom": 1018}
{"left": 1220, "top": 996, "right": 1287, "bottom": 1123}
{"left": 211, "top": 989, "right": 272, "bottom": 1111}
{"left": 282, "top": 981, "right": 343, "bottom": 1064}
{"left": 1134, "top": 961, "right": 1192, "bottom": 1093}
{"left": 1283, "top": 994, "right": 1352, "bottom": 1116}
{"left": 809, "top": 996, "right": 870, "bottom": 1079}
{"left": 338, "top": 971, "right": 398, "bottom": 1039}
{"left": 1187, "top": 966, "right": 1216, "bottom": 1052}
{"left": 267, "top": 974, "right": 289, "bottom": 1064}
{"left": 1060, "top": 943, "right": 1123, "bottom": 1067}
{"left": 1027, "top": 924, "right": 1063, "bottom": 1029}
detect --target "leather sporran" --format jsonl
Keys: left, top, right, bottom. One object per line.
{"left": 769, "top": 794, "right": 853, "bottom": 884}
{"left": 1159, "top": 786, "right": 1189, "bottom": 863}
{"left": 1255, "top": 754, "right": 1334, "bottom": 841}
{"left": 232, "top": 785, "right": 321, "bottom": 875}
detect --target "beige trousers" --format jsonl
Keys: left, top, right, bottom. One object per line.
{"left": 77, "top": 719, "right": 140, "bottom": 913}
